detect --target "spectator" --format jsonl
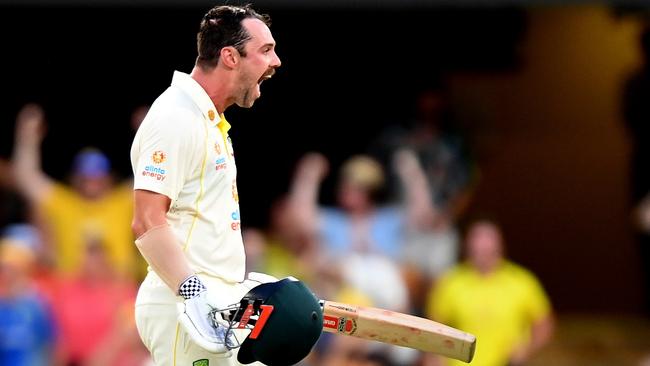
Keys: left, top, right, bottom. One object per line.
{"left": 51, "top": 236, "right": 147, "bottom": 366}
{"left": 11, "top": 103, "right": 144, "bottom": 280}
{"left": 371, "top": 83, "right": 478, "bottom": 314}
{"left": 290, "top": 152, "right": 437, "bottom": 256}
{"left": 286, "top": 152, "right": 434, "bottom": 309}
{"left": 0, "top": 224, "right": 57, "bottom": 365}
{"left": 425, "top": 218, "right": 554, "bottom": 366}
{"left": 242, "top": 195, "right": 319, "bottom": 284}
{"left": 242, "top": 194, "right": 372, "bottom": 312}
{"left": 373, "top": 83, "right": 477, "bottom": 227}
{"left": 287, "top": 151, "right": 432, "bottom": 366}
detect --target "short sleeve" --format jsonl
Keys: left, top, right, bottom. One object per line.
{"left": 131, "top": 108, "right": 202, "bottom": 201}
{"left": 426, "top": 270, "right": 457, "bottom": 324}
{"left": 521, "top": 271, "right": 552, "bottom": 323}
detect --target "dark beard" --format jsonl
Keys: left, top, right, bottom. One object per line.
{"left": 237, "top": 88, "right": 255, "bottom": 108}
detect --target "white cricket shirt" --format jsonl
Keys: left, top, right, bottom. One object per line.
{"left": 131, "top": 71, "right": 245, "bottom": 283}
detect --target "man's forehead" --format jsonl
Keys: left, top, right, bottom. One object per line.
{"left": 243, "top": 18, "right": 275, "bottom": 46}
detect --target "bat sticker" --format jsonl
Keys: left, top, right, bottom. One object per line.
{"left": 345, "top": 318, "right": 357, "bottom": 335}
{"left": 323, "top": 315, "right": 358, "bottom": 335}
{"left": 329, "top": 304, "right": 357, "bottom": 313}
{"left": 323, "top": 315, "right": 339, "bottom": 330}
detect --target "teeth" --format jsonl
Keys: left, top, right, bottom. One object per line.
{"left": 258, "top": 72, "right": 274, "bottom": 85}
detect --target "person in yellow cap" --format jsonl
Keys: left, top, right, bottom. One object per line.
{"left": 129, "top": 4, "right": 282, "bottom": 365}
{"left": 286, "top": 151, "right": 438, "bottom": 365}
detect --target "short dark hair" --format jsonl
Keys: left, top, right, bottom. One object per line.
{"left": 196, "top": 4, "right": 271, "bottom": 70}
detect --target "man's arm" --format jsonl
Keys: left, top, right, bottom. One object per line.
{"left": 509, "top": 273, "right": 555, "bottom": 366}
{"left": 11, "top": 104, "right": 53, "bottom": 203}
{"left": 509, "top": 314, "right": 555, "bottom": 366}
{"left": 392, "top": 148, "right": 441, "bottom": 230}
{"left": 286, "top": 152, "right": 329, "bottom": 235}
{"left": 132, "top": 189, "right": 235, "bottom": 353}
{"left": 132, "top": 189, "right": 193, "bottom": 292}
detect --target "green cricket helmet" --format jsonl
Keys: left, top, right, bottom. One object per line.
{"left": 227, "top": 278, "right": 323, "bottom": 365}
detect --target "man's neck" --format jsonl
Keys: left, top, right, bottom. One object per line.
{"left": 190, "top": 66, "right": 230, "bottom": 113}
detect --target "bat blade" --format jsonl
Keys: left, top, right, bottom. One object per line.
{"left": 321, "top": 300, "right": 476, "bottom": 363}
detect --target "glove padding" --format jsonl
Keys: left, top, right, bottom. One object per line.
{"left": 177, "top": 289, "right": 237, "bottom": 354}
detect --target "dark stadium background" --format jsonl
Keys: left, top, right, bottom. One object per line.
{"left": 1, "top": 3, "right": 646, "bottom": 318}
{"left": 0, "top": 5, "right": 524, "bottom": 221}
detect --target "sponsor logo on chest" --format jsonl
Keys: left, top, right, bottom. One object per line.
{"left": 230, "top": 208, "right": 240, "bottom": 231}
{"left": 214, "top": 142, "right": 228, "bottom": 172}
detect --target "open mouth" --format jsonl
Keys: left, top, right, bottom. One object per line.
{"left": 257, "top": 70, "right": 275, "bottom": 85}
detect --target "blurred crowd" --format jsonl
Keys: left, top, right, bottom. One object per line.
{"left": 0, "top": 104, "right": 150, "bottom": 365}
{"left": 0, "top": 83, "right": 556, "bottom": 366}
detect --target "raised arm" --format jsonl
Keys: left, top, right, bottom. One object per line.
{"left": 286, "top": 152, "right": 329, "bottom": 235}
{"left": 392, "top": 148, "right": 441, "bottom": 230}
{"left": 11, "top": 104, "right": 53, "bottom": 202}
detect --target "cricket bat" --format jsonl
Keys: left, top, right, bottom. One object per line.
{"left": 320, "top": 300, "right": 476, "bottom": 363}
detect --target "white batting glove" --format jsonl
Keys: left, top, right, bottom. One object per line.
{"left": 176, "top": 275, "right": 236, "bottom": 354}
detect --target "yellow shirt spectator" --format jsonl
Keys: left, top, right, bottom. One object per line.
{"left": 40, "top": 182, "right": 141, "bottom": 278}
{"left": 426, "top": 260, "right": 551, "bottom": 366}
{"left": 11, "top": 104, "right": 148, "bottom": 281}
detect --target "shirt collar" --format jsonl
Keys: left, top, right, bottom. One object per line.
{"left": 171, "top": 70, "right": 222, "bottom": 126}
{"left": 218, "top": 115, "right": 231, "bottom": 135}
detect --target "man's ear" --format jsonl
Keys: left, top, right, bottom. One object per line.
{"left": 220, "top": 46, "right": 240, "bottom": 69}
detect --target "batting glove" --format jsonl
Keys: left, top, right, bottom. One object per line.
{"left": 176, "top": 275, "right": 237, "bottom": 354}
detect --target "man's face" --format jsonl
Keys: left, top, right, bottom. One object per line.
{"left": 72, "top": 174, "right": 111, "bottom": 200}
{"left": 235, "top": 18, "right": 281, "bottom": 108}
{"left": 337, "top": 181, "right": 372, "bottom": 213}
{"left": 466, "top": 222, "right": 504, "bottom": 274}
